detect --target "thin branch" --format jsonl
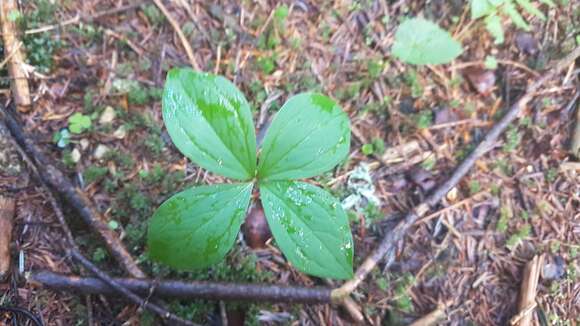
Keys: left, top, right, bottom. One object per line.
{"left": 30, "top": 271, "right": 333, "bottom": 304}
{"left": 331, "top": 45, "right": 580, "bottom": 302}
{"left": 0, "top": 108, "right": 146, "bottom": 278}
{"left": 68, "top": 250, "right": 199, "bottom": 326}
{"left": 152, "top": 0, "right": 201, "bottom": 70}
{"left": 0, "top": 117, "right": 195, "bottom": 325}
{"left": 25, "top": 2, "right": 147, "bottom": 34}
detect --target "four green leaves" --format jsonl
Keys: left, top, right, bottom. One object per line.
{"left": 148, "top": 68, "right": 353, "bottom": 279}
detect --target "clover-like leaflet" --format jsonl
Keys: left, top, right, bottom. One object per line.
{"left": 147, "top": 68, "right": 353, "bottom": 279}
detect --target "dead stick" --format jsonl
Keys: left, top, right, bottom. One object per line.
{"left": 331, "top": 45, "right": 580, "bottom": 302}
{"left": 0, "top": 0, "right": 31, "bottom": 111}
{"left": 68, "top": 249, "right": 199, "bottom": 326}
{"left": 0, "top": 108, "right": 146, "bottom": 278}
{"left": 30, "top": 271, "right": 333, "bottom": 303}
{"left": 511, "top": 255, "right": 542, "bottom": 326}
{"left": 152, "top": 0, "right": 201, "bottom": 70}
{"left": 0, "top": 196, "right": 15, "bottom": 281}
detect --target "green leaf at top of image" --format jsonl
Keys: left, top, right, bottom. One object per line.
{"left": 260, "top": 180, "right": 353, "bottom": 279}
{"left": 162, "top": 68, "right": 257, "bottom": 180}
{"left": 392, "top": 17, "right": 463, "bottom": 65}
{"left": 68, "top": 112, "right": 92, "bottom": 134}
{"left": 148, "top": 183, "right": 253, "bottom": 269}
{"left": 257, "top": 93, "right": 350, "bottom": 181}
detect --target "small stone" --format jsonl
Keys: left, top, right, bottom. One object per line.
{"left": 542, "top": 256, "right": 566, "bottom": 280}
{"left": 113, "top": 125, "right": 127, "bottom": 139}
{"left": 99, "top": 106, "right": 116, "bottom": 124}
{"left": 94, "top": 145, "right": 110, "bottom": 159}
{"left": 71, "top": 148, "right": 81, "bottom": 163}
{"left": 80, "top": 139, "right": 90, "bottom": 150}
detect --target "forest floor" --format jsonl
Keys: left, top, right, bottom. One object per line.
{"left": 0, "top": 0, "right": 579, "bottom": 325}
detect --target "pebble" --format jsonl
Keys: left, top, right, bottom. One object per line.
{"left": 94, "top": 144, "right": 110, "bottom": 159}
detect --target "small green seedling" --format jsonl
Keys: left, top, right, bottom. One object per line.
{"left": 147, "top": 68, "right": 353, "bottom": 279}
{"left": 52, "top": 128, "right": 70, "bottom": 148}
{"left": 68, "top": 112, "right": 92, "bottom": 134}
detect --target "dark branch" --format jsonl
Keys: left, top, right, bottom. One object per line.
{"left": 68, "top": 249, "right": 199, "bottom": 326}
{"left": 31, "top": 270, "right": 333, "bottom": 304}
{"left": 0, "top": 107, "right": 145, "bottom": 278}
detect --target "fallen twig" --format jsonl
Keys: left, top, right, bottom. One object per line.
{"left": 510, "top": 255, "right": 542, "bottom": 326}
{"left": 0, "top": 108, "right": 146, "bottom": 278}
{"left": 30, "top": 271, "right": 333, "bottom": 304}
{"left": 409, "top": 301, "right": 451, "bottom": 326}
{"left": 6, "top": 137, "right": 199, "bottom": 325}
{"left": 25, "top": 2, "right": 147, "bottom": 34}
{"left": 153, "top": 0, "right": 201, "bottom": 70}
{"left": 0, "top": 0, "right": 31, "bottom": 111}
{"left": 331, "top": 45, "right": 580, "bottom": 302}
{"left": 0, "top": 196, "right": 15, "bottom": 281}
{"left": 68, "top": 249, "right": 199, "bottom": 326}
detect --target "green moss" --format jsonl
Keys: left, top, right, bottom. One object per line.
{"left": 496, "top": 206, "right": 511, "bottom": 233}
{"left": 142, "top": 4, "right": 165, "bottom": 26}
{"left": 506, "top": 224, "right": 531, "bottom": 249}
{"left": 103, "top": 150, "right": 134, "bottom": 169}
{"left": 143, "top": 134, "right": 165, "bottom": 155}
{"left": 83, "top": 166, "right": 108, "bottom": 184}
{"left": 469, "top": 180, "right": 481, "bottom": 195}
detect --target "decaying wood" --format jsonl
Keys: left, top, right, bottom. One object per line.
{"left": 0, "top": 196, "right": 15, "bottom": 281}
{"left": 30, "top": 271, "right": 333, "bottom": 303}
{"left": 510, "top": 255, "right": 543, "bottom": 326}
{"left": 0, "top": 0, "right": 31, "bottom": 111}
{"left": 331, "top": 45, "right": 580, "bottom": 302}
{"left": 0, "top": 108, "right": 146, "bottom": 278}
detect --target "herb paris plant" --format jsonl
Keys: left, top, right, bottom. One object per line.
{"left": 147, "top": 68, "right": 353, "bottom": 279}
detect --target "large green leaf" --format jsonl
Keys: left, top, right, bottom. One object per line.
{"left": 260, "top": 180, "right": 353, "bottom": 279}
{"left": 148, "top": 183, "right": 253, "bottom": 269}
{"left": 392, "top": 18, "right": 463, "bottom": 65}
{"left": 471, "top": 0, "right": 497, "bottom": 19}
{"left": 257, "top": 93, "right": 350, "bottom": 181}
{"left": 163, "top": 68, "right": 257, "bottom": 180}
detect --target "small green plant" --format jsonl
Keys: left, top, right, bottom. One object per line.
{"left": 68, "top": 112, "right": 92, "bottom": 134}
{"left": 52, "top": 128, "right": 70, "bottom": 148}
{"left": 471, "top": 0, "right": 555, "bottom": 44}
{"left": 392, "top": 17, "right": 463, "bottom": 65}
{"left": 147, "top": 68, "right": 353, "bottom": 279}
